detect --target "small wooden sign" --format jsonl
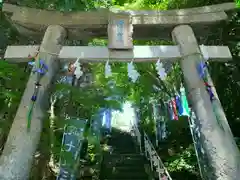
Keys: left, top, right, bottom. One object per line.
{"left": 57, "top": 118, "right": 87, "bottom": 180}
{"left": 108, "top": 12, "right": 133, "bottom": 50}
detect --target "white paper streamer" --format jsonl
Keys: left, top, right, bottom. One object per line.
{"left": 73, "top": 57, "right": 83, "bottom": 79}
{"left": 105, "top": 60, "right": 112, "bottom": 78}
{"left": 200, "top": 44, "right": 209, "bottom": 60}
{"left": 127, "top": 61, "right": 140, "bottom": 83}
{"left": 156, "top": 59, "right": 167, "bottom": 80}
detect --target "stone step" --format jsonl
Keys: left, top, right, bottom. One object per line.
{"left": 106, "top": 145, "right": 138, "bottom": 154}
{"left": 100, "top": 129, "right": 149, "bottom": 180}
{"left": 103, "top": 164, "right": 146, "bottom": 174}
{"left": 104, "top": 158, "right": 146, "bottom": 166}
{"left": 103, "top": 170, "right": 149, "bottom": 179}
{"left": 108, "top": 138, "right": 135, "bottom": 145}
{"left": 104, "top": 153, "right": 143, "bottom": 161}
{"left": 104, "top": 179, "right": 147, "bottom": 180}
{"left": 110, "top": 149, "right": 138, "bottom": 154}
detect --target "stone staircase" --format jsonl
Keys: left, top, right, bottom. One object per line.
{"left": 100, "top": 129, "right": 149, "bottom": 180}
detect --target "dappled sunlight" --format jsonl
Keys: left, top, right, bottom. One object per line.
{"left": 111, "top": 101, "right": 136, "bottom": 132}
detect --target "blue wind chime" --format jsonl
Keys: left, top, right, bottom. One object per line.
{"left": 165, "top": 45, "right": 214, "bottom": 121}
{"left": 27, "top": 52, "right": 48, "bottom": 131}
{"left": 197, "top": 45, "right": 214, "bottom": 101}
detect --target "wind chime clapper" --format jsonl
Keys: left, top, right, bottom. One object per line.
{"left": 30, "top": 84, "right": 41, "bottom": 102}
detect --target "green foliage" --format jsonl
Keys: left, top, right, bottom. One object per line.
{"left": 0, "top": 60, "right": 28, "bottom": 145}
{"left": 236, "top": 0, "right": 240, "bottom": 7}
{"left": 0, "top": 0, "right": 239, "bottom": 179}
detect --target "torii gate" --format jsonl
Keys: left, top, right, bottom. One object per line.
{"left": 0, "top": 2, "right": 239, "bottom": 180}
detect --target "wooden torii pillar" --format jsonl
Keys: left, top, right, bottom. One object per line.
{"left": 1, "top": 2, "right": 239, "bottom": 180}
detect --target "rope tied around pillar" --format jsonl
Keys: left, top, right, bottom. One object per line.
{"left": 29, "top": 46, "right": 60, "bottom": 59}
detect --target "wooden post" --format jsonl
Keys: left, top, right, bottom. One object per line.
{"left": 172, "top": 25, "right": 240, "bottom": 179}
{"left": 0, "top": 25, "right": 66, "bottom": 180}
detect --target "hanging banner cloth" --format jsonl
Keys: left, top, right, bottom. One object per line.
{"left": 171, "top": 98, "right": 178, "bottom": 120}
{"left": 168, "top": 101, "right": 175, "bottom": 120}
{"left": 179, "top": 86, "right": 190, "bottom": 117}
{"left": 175, "top": 94, "right": 184, "bottom": 116}
{"left": 57, "top": 118, "right": 87, "bottom": 180}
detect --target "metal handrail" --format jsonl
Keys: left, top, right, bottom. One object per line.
{"left": 132, "top": 124, "right": 172, "bottom": 180}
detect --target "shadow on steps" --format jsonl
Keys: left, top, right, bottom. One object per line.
{"left": 100, "top": 128, "right": 149, "bottom": 180}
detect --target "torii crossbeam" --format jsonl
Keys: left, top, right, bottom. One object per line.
{"left": 4, "top": 45, "right": 232, "bottom": 62}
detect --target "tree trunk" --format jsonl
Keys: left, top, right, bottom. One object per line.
{"left": 0, "top": 25, "right": 66, "bottom": 180}
{"left": 172, "top": 25, "right": 240, "bottom": 180}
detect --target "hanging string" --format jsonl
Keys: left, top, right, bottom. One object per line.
{"left": 105, "top": 54, "right": 112, "bottom": 78}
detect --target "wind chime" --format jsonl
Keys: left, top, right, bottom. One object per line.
{"left": 165, "top": 45, "right": 215, "bottom": 121}
{"left": 27, "top": 52, "right": 85, "bottom": 131}
{"left": 27, "top": 50, "right": 48, "bottom": 131}
{"left": 104, "top": 56, "right": 190, "bottom": 122}
{"left": 197, "top": 45, "right": 214, "bottom": 101}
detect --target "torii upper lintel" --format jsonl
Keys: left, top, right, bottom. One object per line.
{"left": 2, "top": 3, "right": 236, "bottom": 41}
